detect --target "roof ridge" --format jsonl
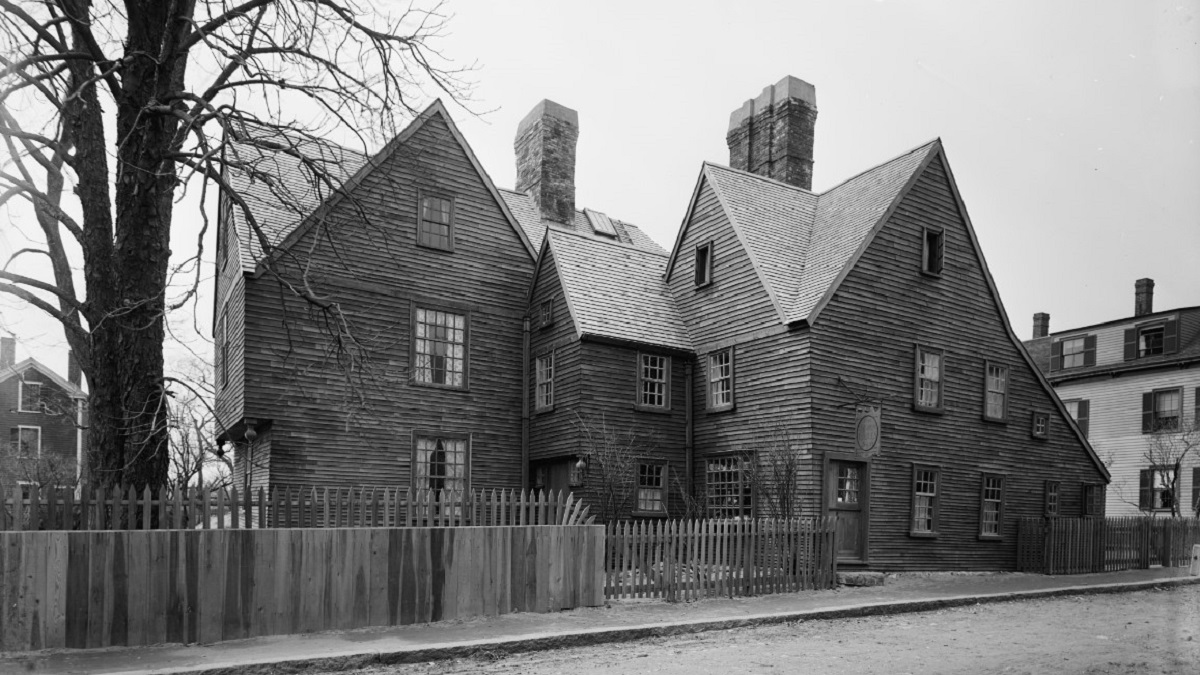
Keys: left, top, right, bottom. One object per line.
{"left": 818, "top": 138, "right": 941, "bottom": 196}
{"left": 547, "top": 225, "right": 670, "bottom": 257}
{"left": 701, "top": 161, "right": 818, "bottom": 197}
{"left": 1043, "top": 305, "right": 1200, "bottom": 337}
{"left": 0, "top": 357, "right": 86, "bottom": 396}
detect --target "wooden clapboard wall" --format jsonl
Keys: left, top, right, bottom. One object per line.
{"left": 0, "top": 525, "right": 604, "bottom": 652}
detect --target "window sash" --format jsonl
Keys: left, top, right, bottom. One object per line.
{"left": 1138, "top": 326, "right": 1164, "bottom": 357}
{"left": 708, "top": 350, "right": 732, "bottom": 409}
{"left": 414, "top": 436, "right": 468, "bottom": 493}
{"left": 12, "top": 426, "right": 42, "bottom": 456}
{"left": 418, "top": 195, "right": 453, "bottom": 250}
{"left": 911, "top": 467, "right": 939, "bottom": 534}
{"left": 695, "top": 243, "right": 712, "bottom": 286}
{"left": 1152, "top": 389, "right": 1181, "bottom": 430}
{"left": 706, "top": 456, "right": 751, "bottom": 518}
{"left": 536, "top": 354, "right": 554, "bottom": 410}
{"left": 1060, "top": 337, "right": 1086, "bottom": 368}
{"left": 639, "top": 354, "right": 669, "bottom": 408}
{"left": 915, "top": 347, "right": 942, "bottom": 410}
{"left": 1044, "top": 481, "right": 1060, "bottom": 517}
{"left": 984, "top": 363, "right": 1007, "bottom": 420}
{"left": 18, "top": 381, "right": 42, "bottom": 413}
{"left": 980, "top": 474, "right": 1004, "bottom": 537}
{"left": 414, "top": 308, "right": 466, "bottom": 387}
{"left": 637, "top": 464, "right": 665, "bottom": 512}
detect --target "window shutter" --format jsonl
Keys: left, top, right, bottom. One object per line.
{"left": 1123, "top": 329, "right": 1137, "bottom": 361}
{"left": 1050, "top": 340, "right": 1063, "bottom": 371}
{"left": 1192, "top": 467, "right": 1200, "bottom": 517}
{"left": 1138, "top": 469, "right": 1151, "bottom": 510}
{"left": 1163, "top": 320, "right": 1179, "bottom": 354}
{"left": 1195, "top": 387, "right": 1200, "bottom": 426}
{"left": 933, "top": 232, "right": 944, "bottom": 274}
{"left": 1083, "top": 335, "right": 1097, "bottom": 367}
{"left": 1142, "top": 392, "right": 1154, "bottom": 433}
{"left": 1076, "top": 400, "right": 1090, "bottom": 438}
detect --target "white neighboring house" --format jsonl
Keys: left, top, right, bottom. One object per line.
{"left": 0, "top": 337, "right": 88, "bottom": 494}
{"left": 1025, "top": 279, "right": 1200, "bottom": 516}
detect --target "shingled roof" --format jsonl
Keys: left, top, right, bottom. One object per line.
{"left": 545, "top": 229, "right": 691, "bottom": 351}
{"left": 688, "top": 140, "right": 940, "bottom": 326}
{"left": 500, "top": 189, "right": 665, "bottom": 255}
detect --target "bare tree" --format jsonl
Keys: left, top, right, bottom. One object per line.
{"left": 739, "top": 427, "right": 805, "bottom": 519}
{"left": 1143, "top": 418, "right": 1200, "bottom": 518}
{"left": 164, "top": 360, "right": 233, "bottom": 490}
{"left": 572, "top": 413, "right": 659, "bottom": 523}
{"left": 0, "top": 0, "right": 469, "bottom": 490}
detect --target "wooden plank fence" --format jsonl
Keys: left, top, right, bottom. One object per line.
{"left": 0, "top": 484, "right": 588, "bottom": 531}
{"left": 0, "top": 524, "right": 606, "bottom": 651}
{"left": 605, "top": 517, "right": 838, "bottom": 601}
{"left": 1017, "top": 516, "right": 1200, "bottom": 574}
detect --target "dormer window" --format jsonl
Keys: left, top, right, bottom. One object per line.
{"left": 1052, "top": 334, "right": 1095, "bottom": 371}
{"left": 539, "top": 298, "right": 554, "bottom": 329}
{"left": 695, "top": 242, "right": 713, "bottom": 287}
{"left": 1138, "top": 325, "right": 1164, "bottom": 357}
{"left": 1124, "top": 318, "right": 1178, "bottom": 361}
{"left": 921, "top": 227, "right": 944, "bottom": 277}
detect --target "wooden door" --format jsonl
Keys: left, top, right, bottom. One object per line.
{"left": 828, "top": 459, "right": 869, "bottom": 563}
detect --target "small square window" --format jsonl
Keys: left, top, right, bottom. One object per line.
{"left": 539, "top": 298, "right": 554, "bottom": 329}
{"left": 913, "top": 345, "right": 944, "bottom": 413}
{"left": 695, "top": 242, "right": 713, "bottom": 287}
{"left": 1031, "top": 411, "right": 1050, "bottom": 439}
{"left": 910, "top": 464, "right": 940, "bottom": 537}
{"left": 979, "top": 473, "right": 1005, "bottom": 539}
{"left": 1044, "top": 480, "right": 1060, "bottom": 517}
{"left": 922, "top": 228, "right": 944, "bottom": 276}
{"left": 17, "top": 381, "right": 42, "bottom": 413}
{"left": 418, "top": 193, "right": 454, "bottom": 251}
{"left": 637, "top": 354, "right": 670, "bottom": 410}
{"left": 636, "top": 463, "right": 666, "bottom": 513}
{"left": 535, "top": 353, "right": 554, "bottom": 411}
{"left": 983, "top": 362, "right": 1008, "bottom": 422}
{"left": 708, "top": 349, "right": 734, "bottom": 411}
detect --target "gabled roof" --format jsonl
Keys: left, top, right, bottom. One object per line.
{"left": 226, "top": 101, "right": 537, "bottom": 274}
{"left": 542, "top": 229, "right": 692, "bottom": 352}
{"left": 666, "top": 140, "right": 940, "bottom": 326}
{"left": 500, "top": 189, "right": 665, "bottom": 256}
{"left": 0, "top": 358, "right": 86, "bottom": 399}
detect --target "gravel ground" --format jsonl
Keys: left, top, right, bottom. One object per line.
{"left": 315, "top": 585, "right": 1200, "bottom": 675}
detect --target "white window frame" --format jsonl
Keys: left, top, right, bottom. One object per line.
{"left": 637, "top": 353, "right": 670, "bottom": 411}
{"left": 913, "top": 345, "right": 944, "bottom": 413}
{"left": 983, "top": 361, "right": 1008, "bottom": 422}
{"left": 635, "top": 463, "right": 666, "bottom": 514}
{"left": 14, "top": 425, "right": 42, "bottom": 456}
{"left": 17, "top": 380, "right": 43, "bottom": 413}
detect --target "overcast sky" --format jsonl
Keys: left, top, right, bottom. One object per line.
{"left": 2, "top": 0, "right": 1197, "bottom": 376}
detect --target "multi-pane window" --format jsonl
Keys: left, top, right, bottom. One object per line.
{"left": 568, "top": 458, "right": 585, "bottom": 487}
{"left": 10, "top": 426, "right": 41, "bottom": 456}
{"left": 535, "top": 353, "right": 554, "bottom": 411}
{"left": 706, "top": 456, "right": 752, "bottom": 518}
{"left": 695, "top": 242, "right": 713, "bottom": 287}
{"left": 218, "top": 307, "right": 229, "bottom": 390}
{"left": 1139, "top": 467, "right": 1176, "bottom": 511}
{"left": 979, "top": 474, "right": 1005, "bottom": 538}
{"left": 539, "top": 299, "right": 554, "bottom": 329}
{"left": 1147, "top": 388, "right": 1181, "bottom": 432}
{"left": 914, "top": 346, "right": 943, "bottom": 411}
{"left": 922, "top": 227, "right": 944, "bottom": 276}
{"left": 414, "top": 435, "right": 468, "bottom": 493}
{"left": 1138, "top": 325, "right": 1164, "bottom": 357}
{"left": 17, "top": 381, "right": 42, "bottom": 413}
{"left": 1031, "top": 412, "right": 1049, "bottom": 438}
{"left": 414, "top": 308, "right": 466, "bottom": 388}
{"left": 638, "top": 354, "right": 669, "bottom": 410}
{"left": 1044, "top": 480, "right": 1060, "bottom": 517}
{"left": 637, "top": 463, "right": 666, "bottom": 513}
{"left": 1064, "top": 399, "right": 1090, "bottom": 438}
{"left": 983, "top": 362, "right": 1008, "bottom": 421}
{"left": 910, "top": 465, "right": 939, "bottom": 536}
{"left": 418, "top": 194, "right": 454, "bottom": 251}
{"left": 1082, "top": 483, "right": 1102, "bottom": 517}
{"left": 836, "top": 465, "right": 860, "bottom": 505}
{"left": 1060, "top": 337, "right": 1086, "bottom": 368}
{"left": 708, "top": 349, "right": 733, "bottom": 410}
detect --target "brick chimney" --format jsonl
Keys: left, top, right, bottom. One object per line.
{"left": 1032, "top": 313, "right": 1050, "bottom": 339}
{"left": 0, "top": 336, "right": 14, "bottom": 369}
{"left": 727, "top": 76, "right": 818, "bottom": 189}
{"left": 1134, "top": 278, "right": 1154, "bottom": 317}
{"left": 514, "top": 100, "right": 579, "bottom": 225}
{"left": 67, "top": 350, "right": 81, "bottom": 387}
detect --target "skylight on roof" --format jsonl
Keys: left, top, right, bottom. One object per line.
{"left": 584, "top": 209, "right": 618, "bottom": 238}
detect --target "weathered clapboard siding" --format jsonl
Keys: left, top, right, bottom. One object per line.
{"left": 233, "top": 110, "right": 534, "bottom": 491}
{"left": 808, "top": 154, "right": 1107, "bottom": 571}
{"left": 0, "top": 363, "right": 82, "bottom": 492}
{"left": 667, "top": 177, "right": 779, "bottom": 345}
{"left": 0, "top": 526, "right": 605, "bottom": 651}
{"left": 1051, "top": 369, "right": 1199, "bottom": 516}
{"left": 528, "top": 246, "right": 584, "bottom": 462}
{"left": 213, "top": 187, "right": 246, "bottom": 434}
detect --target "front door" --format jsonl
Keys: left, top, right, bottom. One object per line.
{"left": 827, "top": 459, "right": 869, "bottom": 564}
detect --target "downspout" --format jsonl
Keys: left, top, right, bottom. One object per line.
{"left": 75, "top": 398, "right": 83, "bottom": 493}
{"left": 521, "top": 316, "right": 530, "bottom": 492}
{"left": 684, "top": 360, "right": 694, "bottom": 500}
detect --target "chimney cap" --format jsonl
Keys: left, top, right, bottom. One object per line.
{"left": 516, "top": 99, "right": 578, "bottom": 139}
{"left": 728, "top": 75, "right": 817, "bottom": 132}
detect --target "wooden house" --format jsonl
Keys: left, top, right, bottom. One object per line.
{"left": 0, "top": 337, "right": 87, "bottom": 492}
{"left": 1025, "top": 282, "right": 1200, "bottom": 516}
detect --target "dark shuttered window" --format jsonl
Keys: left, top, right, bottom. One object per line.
{"left": 1125, "top": 318, "right": 1179, "bottom": 361}
{"left": 921, "top": 227, "right": 944, "bottom": 276}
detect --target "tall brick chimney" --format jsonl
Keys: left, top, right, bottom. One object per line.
{"left": 0, "top": 336, "right": 14, "bottom": 369}
{"left": 727, "top": 76, "right": 818, "bottom": 189}
{"left": 514, "top": 100, "right": 579, "bottom": 224}
{"left": 1134, "top": 278, "right": 1154, "bottom": 317}
{"left": 1032, "top": 313, "right": 1050, "bottom": 339}
{"left": 67, "top": 350, "right": 81, "bottom": 387}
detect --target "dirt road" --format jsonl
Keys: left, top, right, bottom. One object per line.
{"left": 322, "top": 586, "right": 1199, "bottom": 675}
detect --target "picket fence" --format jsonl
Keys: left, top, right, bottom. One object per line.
{"left": 605, "top": 517, "right": 839, "bottom": 601}
{"left": 1016, "top": 516, "right": 1200, "bottom": 574}
{"left": 0, "top": 484, "right": 590, "bottom": 531}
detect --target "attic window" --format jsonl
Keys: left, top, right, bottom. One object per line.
{"left": 585, "top": 209, "right": 618, "bottom": 238}
{"left": 539, "top": 298, "right": 554, "bottom": 329}
{"left": 695, "top": 242, "right": 713, "bottom": 287}
{"left": 921, "top": 227, "right": 944, "bottom": 277}
{"left": 418, "top": 193, "right": 455, "bottom": 251}
{"left": 18, "top": 381, "right": 42, "bottom": 413}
